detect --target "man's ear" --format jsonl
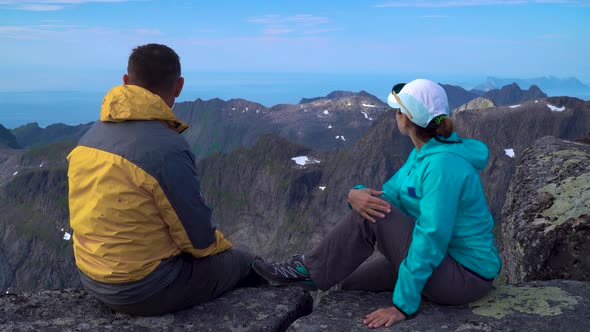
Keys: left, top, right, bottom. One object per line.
{"left": 123, "top": 74, "right": 129, "bottom": 85}
{"left": 174, "top": 77, "right": 184, "bottom": 97}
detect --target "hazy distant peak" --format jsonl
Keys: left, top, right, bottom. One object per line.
{"left": 482, "top": 83, "right": 547, "bottom": 106}
{"left": 475, "top": 76, "right": 590, "bottom": 92}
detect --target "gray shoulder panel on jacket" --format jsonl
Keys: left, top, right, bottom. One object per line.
{"left": 77, "top": 120, "right": 216, "bottom": 249}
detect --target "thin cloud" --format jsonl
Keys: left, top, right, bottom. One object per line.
{"left": 303, "top": 28, "right": 341, "bottom": 35}
{"left": 135, "top": 28, "right": 162, "bottom": 36}
{"left": 194, "top": 28, "right": 217, "bottom": 34}
{"left": 264, "top": 27, "right": 295, "bottom": 35}
{"left": 248, "top": 15, "right": 282, "bottom": 25}
{"left": 18, "top": 4, "right": 64, "bottom": 11}
{"left": 0, "top": 0, "right": 133, "bottom": 11}
{"left": 419, "top": 15, "right": 449, "bottom": 18}
{"left": 373, "top": 0, "right": 582, "bottom": 8}
{"left": 249, "top": 14, "right": 333, "bottom": 36}
{"left": 185, "top": 35, "right": 328, "bottom": 46}
{"left": 536, "top": 33, "right": 570, "bottom": 39}
{"left": 534, "top": 0, "right": 580, "bottom": 3}
{"left": 0, "top": 24, "right": 63, "bottom": 39}
{"left": 285, "top": 14, "right": 330, "bottom": 26}
{"left": 0, "top": 23, "right": 155, "bottom": 40}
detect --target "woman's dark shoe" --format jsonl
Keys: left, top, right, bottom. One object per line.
{"left": 251, "top": 254, "right": 317, "bottom": 290}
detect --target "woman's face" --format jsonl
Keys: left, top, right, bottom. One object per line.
{"left": 396, "top": 109, "right": 410, "bottom": 136}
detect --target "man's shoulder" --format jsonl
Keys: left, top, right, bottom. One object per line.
{"left": 79, "top": 120, "right": 190, "bottom": 163}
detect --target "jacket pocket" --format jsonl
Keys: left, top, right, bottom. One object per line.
{"left": 404, "top": 181, "right": 422, "bottom": 199}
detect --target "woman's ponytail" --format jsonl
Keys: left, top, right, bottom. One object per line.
{"left": 415, "top": 115, "right": 454, "bottom": 141}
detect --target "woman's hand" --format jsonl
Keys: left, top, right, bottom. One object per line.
{"left": 363, "top": 306, "right": 406, "bottom": 328}
{"left": 347, "top": 188, "right": 391, "bottom": 223}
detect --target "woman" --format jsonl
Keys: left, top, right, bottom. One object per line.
{"left": 252, "top": 79, "right": 502, "bottom": 328}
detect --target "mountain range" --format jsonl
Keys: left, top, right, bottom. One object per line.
{"left": 175, "top": 82, "right": 548, "bottom": 160}
{"left": 1, "top": 83, "right": 589, "bottom": 292}
{"left": 475, "top": 76, "right": 590, "bottom": 92}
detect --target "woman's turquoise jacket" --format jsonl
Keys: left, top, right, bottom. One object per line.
{"left": 355, "top": 132, "right": 501, "bottom": 315}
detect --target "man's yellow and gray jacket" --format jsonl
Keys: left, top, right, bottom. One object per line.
{"left": 67, "top": 85, "right": 232, "bottom": 303}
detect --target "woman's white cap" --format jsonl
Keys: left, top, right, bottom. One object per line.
{"left": 387, "top": 78, "right": 449, "bottom": 128}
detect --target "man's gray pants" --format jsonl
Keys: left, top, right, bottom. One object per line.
{"left": 106, "top": 249, "right": 257, "bottom": 316}
{"left": 305, "top": 209, "right": 493, "bottom": 307}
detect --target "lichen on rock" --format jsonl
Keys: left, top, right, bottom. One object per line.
{"left": 470, "top": 285, "right": 580, "bottom": 319}
{"left": 539, "top": 173, "right": 590, "bottom": 226}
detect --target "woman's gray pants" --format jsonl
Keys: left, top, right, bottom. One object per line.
{"left": 305, "top": 208, "right": 493, "bottom": 307}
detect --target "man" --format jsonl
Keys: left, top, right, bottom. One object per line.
{"left": 67, "top": 43, "right": 259, "bottom": 316}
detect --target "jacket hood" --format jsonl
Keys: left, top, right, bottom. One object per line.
{"left": 416, "top": 132, "right": 489, "bottom": 170}
{"left": 100, "top": 84, "right": 188, "bottom": 133}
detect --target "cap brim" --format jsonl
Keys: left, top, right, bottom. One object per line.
{"left": 387, "top": 92, "right": 401, "bottom": 109}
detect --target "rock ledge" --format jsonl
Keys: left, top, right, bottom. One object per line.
{"left": 0, "top": 287, "right": 312, "bottom": 331}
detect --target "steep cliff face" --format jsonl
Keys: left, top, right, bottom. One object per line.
{"left": 197, "top": 135, "right": 323, "bottom": 258}
{"left": 0, "top": 149, "right": 24, "bottom": 187}
{"left": 0, "top": 142, "right": 77, "bottom": 293}
{"left": 197, "top": 112, "right": 411, "bottom": 259}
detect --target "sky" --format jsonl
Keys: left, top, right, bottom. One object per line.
{"left": 1, "top": 0, "right": 589, "bottom": 91}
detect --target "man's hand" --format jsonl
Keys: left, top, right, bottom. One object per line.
{"left": 348, "top": 188, "right": 391, "bottom": 223}
{"left": 363, "top": 306, "right": 406, "bottom": 328}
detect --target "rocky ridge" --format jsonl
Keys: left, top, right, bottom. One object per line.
{"left": 173, "top": 91, "right": 388, "bottom": 160}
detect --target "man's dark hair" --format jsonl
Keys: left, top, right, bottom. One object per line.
{"left": 127, "top": 43, "right": 181, "bottom": 95}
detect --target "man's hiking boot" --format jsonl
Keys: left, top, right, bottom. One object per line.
{"left": 251, "top": 254, "right": 317, "bottom": 290}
